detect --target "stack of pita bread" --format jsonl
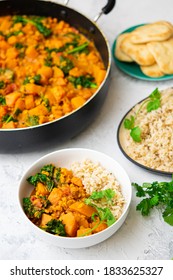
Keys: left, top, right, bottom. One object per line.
{"left": 115, "top": 21, "right": 173, "bottom": 77}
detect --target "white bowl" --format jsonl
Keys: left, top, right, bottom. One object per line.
{"left": 18, "top": 148, "right": 132, "bottom": 248}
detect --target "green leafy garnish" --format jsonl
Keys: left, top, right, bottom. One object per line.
{"left": 55, "top": 167, "right": 61, "bottom": 182}
{"left": 146, "top": 88, "right": 161, "bottom": 112}
{"left": 13, "top": 16, "right": 51, "bottom": 37}
{"left": 124, "top": 88, "right": 161, "bottom": 142}
{"left": 41, "top": 96, "right": 51, "bottom": 112}
{"left": 44, "top": 219, "right": 66, "bottom": 236}
{"left": 27, "top": 164, "right": 61, "bottom": 192}
{"left": 45, "top": 40, "right": 78, "bottom": 54}
{"left": 44, "top": 54, "right": 53, "bottom": 67}
{"left": 23, "top": 197, "right": 42, "bottom": 219}
{"left": 130, "top": 126, "right": 142, "bottom": 143}
{"left": 0, "top": 81, "right": 5, "bottom": 89}
{"left": 27, "top": 173, "right": 55, "bottom": 192}
{"left": 27, "top": 115, "right": 39, "bottom": 126}
{"left": 14, "top": 42, "right": 25, "bottom": 49}
{"left": 41, "top": 164, "right": 55, "bottom": 177}
{"left": 86, "top": 189, "right": 115, "bottom": 204}
{"left": 23, "top": 196, "right": 49, "bottom": 219}
{"left": 6, "top": 30, "right": 24, "bottom": 39}
{"left": 23, "top": 74, "right": 41, "bottom": 85}
{"left": 2, "top": 114, "right": 17, "bottom": 123}
{"left": 59, "top": 56, "right": 74, "bottom": 75}
{"left": 23, "top": 197, "right": 37, "bottom": 218}
{"left": 82, "top": 189, "right": 116, "bottom": 236}
{"left": 67, "top": 42, "right": 89, "bottom": 54}
{"left": 124, "top": 115, "right": 135, "bottom": 130}
{"left": 133, "top": 178, "right": 173, "bottom": 226}
{"left": 0, "top": 95, "right": 6, "bottom": 105}
{"left": 68, "top": 75, "right": 97, "bottom": 88}
{"left": 14, "top": 108, "right": 22, "bottom": 116}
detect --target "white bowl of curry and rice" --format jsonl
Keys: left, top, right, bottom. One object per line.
{"left": 18, "top": 148, "right": 132, "bottom": 248}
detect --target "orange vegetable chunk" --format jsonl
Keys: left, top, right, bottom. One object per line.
{"left": 40, "top": 214, "right": 53, "bottom": 227}
{"left": 60, "top": 212, "right": 78, "bottom": 237}
{"left": 69, "top": 201, "right": 97, "bottom": 217}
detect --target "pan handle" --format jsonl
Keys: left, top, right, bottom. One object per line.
{"left": 94, "top": 0, "right": 116, "bottom": 22}
{"left": 102, "top": 0, "right": 116, "bottom": 14}
{"left": 64, "top": 0, "right": 116, "bottom": 22}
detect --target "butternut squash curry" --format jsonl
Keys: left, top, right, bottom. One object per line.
{"left": 23, "top": 164, "right": 116, "bottom": 237}
{"left": 0, "top": 15, "right": 106, "bottom": 129}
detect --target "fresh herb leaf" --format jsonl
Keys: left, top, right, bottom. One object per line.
{"left": 163, "top": 208, "right": 173, "bottom": 226}
{"left": 68, "top": 75, "right": 97, "bottom": 88}
{"left": 23, "top": 197, "right": 42, "bottom": 219}
{"left": 64, "top": 32, "right": 80, "bottom": 40}
{"left": 45, "top": 40, "right": 78, "bottom": 54}
{"left": 84, "top": 188, "right": 116, "bottom": 235}
{"left": 136, "top": 198, "right": 152, "bottom": 216}
{"left": 2, "top": 114, "right": 17, "bottom": 123}
{"left": 124, "top": 115, "right": 135, "bottom": 130}
{"left": 23, "top": 76, "right": 30, "bottom": 85}
{"left": 14, "top": 108, "right": 22, "bottom": 116}
{"left": 33, "top": 74, "right": 41, "bottom": 85}
{"left": 88, "top": 189, "right": 115, "bottom": 202}
{"left": 23, "top": 197, "right": 36, "bottom": 218}
{"left": 6, "top": 30, "right": 24, "bottom": 39}
{"left": 147, "top": 98, "right": 161, "bottom": 112}
{"left": 41, "top": 164, "right": 55, "bottom": 177}
{"left": 149, "top": 87, "right": 161, "bottom": 100}
{"left": 27, "top": 115, "right": 39, "bottom": 126}
{"left": 67, "top": 42, "right": 89, "bottom": 54}
{"left": 130, "top": 126, "right": 141, "bottom": 142}
{"left": 27, "top": 172, "right": 55, "bottom": 192}
{"left": 45, "top": 219, "right": 66, "bottom": 236}
{"left": 0, "top": 81, "right": 5, "bottom": 89}
{"left": 132, "top": 182, "right": 146, "bottom": 197}
{"left": 133, "top": 178, "right": 173, "bottom": 226}
{"left": 23, "top": 74, "right": 41, "bottom": 85}
{"left": 13, "top": 16, "right": 51, "bottom": 37}
{"left": 41, "top": 96, "right": 51, "bottom": 112}
{"left": 44, "top": 54, "right": 53, "bottom": 67}
{"left": 0, "top": 95, "right": 6, "bottom": 105}
{"left": 59, "top": 56, "right": 74, "bottom": 75}
{"left": 14, "top": 42, "right": 24, "bottom": 49}
{"left": 123, "top": 88, "right": 161, "bottom": 142}
{"left": 55, "top": 167, "right": 61, "bottom": 182}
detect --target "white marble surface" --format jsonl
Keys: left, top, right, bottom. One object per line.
{"left": 1, "top": 0, "right": 173, "bottom": 260}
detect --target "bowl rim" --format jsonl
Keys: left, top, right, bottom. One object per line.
{"left": 117, "top": 96, "right": 173, "bottom": 177}
{"left": 18, "top": 148, "right": 132, "bottom": 242}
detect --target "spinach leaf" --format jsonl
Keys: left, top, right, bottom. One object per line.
{"left": 44, "top": 219, "right": 66, "bottom": 236}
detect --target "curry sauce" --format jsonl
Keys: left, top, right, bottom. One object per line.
{"left": 0, "top": 15, "right": 106, "bottom": 129}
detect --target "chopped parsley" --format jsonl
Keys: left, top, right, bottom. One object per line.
{"left": 124, "top": 88, "right": 161, "bottom": 142}
{"left": 133, "top": 177, "right": 173, "bottom": 226}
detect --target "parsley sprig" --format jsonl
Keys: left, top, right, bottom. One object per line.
{"left": 81, "top": 189, "right": 116, "bottom": 236}
{"left": 124, "top": 88, "right": 161, "bottom": 142}
{"left": 132, "top": 177, "right": 173, "bottom": 226}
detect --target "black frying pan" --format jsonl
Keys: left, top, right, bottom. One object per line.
{"left": 0, "top": 0, "right": 116, "bottom": 152}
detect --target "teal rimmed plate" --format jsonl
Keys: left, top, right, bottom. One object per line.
{"left": 112, "top": 25, "right": 173, "bottom": 81}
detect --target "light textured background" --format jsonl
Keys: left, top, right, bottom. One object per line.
{"left": 1, "top": 0, "right": 173, "bottom": 260}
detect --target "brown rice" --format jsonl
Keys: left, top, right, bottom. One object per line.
{"left": 71, "top": 159, "right": 125, "bottom": 220}
{"left": 121, "top": 88, "right": 173, "bottom": 172}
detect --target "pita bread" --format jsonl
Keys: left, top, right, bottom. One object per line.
{"left": 130, "top": 21, "right": 173, "bottom": 44}
{"left": 147, "top": 38, "right": 173, "bottom": 74}
{"left": 140, "top": 63, "right": 165, "bottom": 77}
{"left": 120, "top": 35, "right": 155, "bottom": 66}
{"left": 115, "top": 33, "right": 133, "bottom": 62}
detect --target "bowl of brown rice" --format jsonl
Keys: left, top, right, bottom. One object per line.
{"left": 117, "top": 87, "right": 173, "bottom": 176}
{"left": 18, "top": 148, "right": 132, "bottom": 248}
